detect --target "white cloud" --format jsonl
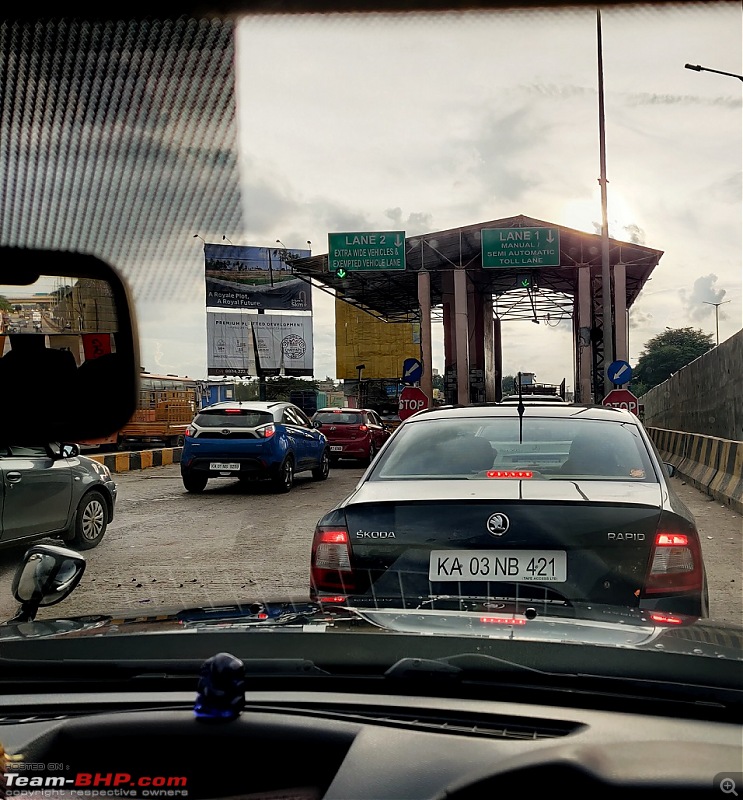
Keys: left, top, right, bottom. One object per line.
{"left": 136, "top": 4, "right": 742, "bottom": 385}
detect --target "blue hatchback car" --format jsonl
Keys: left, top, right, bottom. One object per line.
{"left": 181, "top": 401, "right": 329, "bottom": 494}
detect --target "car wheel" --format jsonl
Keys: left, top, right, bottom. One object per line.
{"left": 366, "top": 442, "right": 377, "bottom": 466}
{"left": 170, "top": 434, "right": 185, "bottom": 447}
{"left": 312, "top": 449, "right": 330, "bottom": 481}
{"left": 69, "top": 490, "right": 108, "bottom": 550}
{"left": 273, "top": 455, "right": 294, "bottom": 493}
{"left": 182, "top": 471, "right": 208, "bottom": 493}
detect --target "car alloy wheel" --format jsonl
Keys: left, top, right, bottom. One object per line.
{"left": 81, "top": 496, "right": 105, "bottom": 540}
{"left": 313, "top": 448, "right": 330, "bottom": 481}
{"left": 274, "top": 456, "right": 294, "bottom": 493}
{"left": 69, "top": 490, "right": 108, "bottom": 550}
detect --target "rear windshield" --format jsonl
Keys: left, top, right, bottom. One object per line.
{"left": 371, "top": 417, "right": 656, "bottom": 482}
{"left": 314, "top": 412, "right": 364, "bottom": 425}
{"left": 194, "top": 409, "right": 273, "bottom": 428}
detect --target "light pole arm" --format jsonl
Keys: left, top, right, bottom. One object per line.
{"left": 685, "top": 63, "right": 743, "bottom": 81}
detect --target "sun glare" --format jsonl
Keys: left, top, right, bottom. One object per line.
{"left": 560, "top": 189, "right": 641, "bottom": 243}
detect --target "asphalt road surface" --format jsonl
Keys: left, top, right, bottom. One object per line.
{"left": 0, "top": 464, "right": 739, "bottom": 627}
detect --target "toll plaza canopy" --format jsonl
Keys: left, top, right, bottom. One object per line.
{"left": 290, "top": 214, "right": 663, "bottom": 324}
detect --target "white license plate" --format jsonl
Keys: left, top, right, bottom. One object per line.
{"left": 210, "top": 462, "right": 240, "bottom": 471}
{"left": 330, "top": 446, "right": 343, "bottom": 452}
{"left": 429, "top": 550, "right": 567, "bottom": 582}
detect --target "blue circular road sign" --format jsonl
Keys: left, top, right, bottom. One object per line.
{"left": 607, "top": 360, "right": 633, "bottom": 385}
{"left": 402, "top": 358, "right": 423, "bottom": 385}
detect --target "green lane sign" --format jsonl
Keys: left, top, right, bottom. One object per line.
{"left": 481, "top": 227, "right": 560, "bottom": 268}
{"left": 328, "top": 231, "right": 406, "bottom": 272}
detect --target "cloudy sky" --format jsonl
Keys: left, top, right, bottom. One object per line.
{"left": 140, "top": 2, "right": 741, "bottom": 388}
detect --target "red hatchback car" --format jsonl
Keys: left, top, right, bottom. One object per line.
{"left": 312, "top": 407, "right": 391, "bottom": 465}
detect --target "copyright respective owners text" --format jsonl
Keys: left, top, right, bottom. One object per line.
{"left": 5, "top": 770, "right": 189, "bottom": 798}
{"left": 716, "top": 774, "right": 743, "bottom": 796}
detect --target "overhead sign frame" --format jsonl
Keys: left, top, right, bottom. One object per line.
{"left": 481, "top": 227, "right": 561, "bottom": 268}
{"left": 328, "top": 231, "right": 406, "bottom": 273}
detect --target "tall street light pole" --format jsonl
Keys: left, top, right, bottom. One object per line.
{"left": 685, "top": 63, "right": 743, "bottom": 81}
{"left": 597, "top": 9, "right": 614, "bottom": 395}
{"left": 703, "top": 300, "right": 731, "bottom": 346}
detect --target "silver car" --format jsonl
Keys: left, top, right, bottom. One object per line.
{"left": 0, "top": 443, "right": 117, "bottom": 550}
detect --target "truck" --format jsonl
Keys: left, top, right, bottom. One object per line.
{"left": 116, "top": 391, "right": 195, "bottom": 448}
{"left": 78, "top": 373, "right": 198, "bottom": 451}
{"left": 289, "top": 390, "right": 323, "bottom": 417}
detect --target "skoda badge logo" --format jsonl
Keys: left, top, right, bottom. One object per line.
{"left": 486, "top": 513, "right": 510, "bottom": 537}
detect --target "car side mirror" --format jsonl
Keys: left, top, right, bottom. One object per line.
{"left": 0, "top": 247, "right": 139, "bottom": 443}
{"left": 664, "top": 462, "right": 677, "bottom": 478}
{"left": 61, "top": 443, "right": 80, "bottom": 458}
{"left": 313, "top": 420, "right": 322, "bottom": 428}
{"left": 8, "top": 544, "right": 86, "bottom": 623}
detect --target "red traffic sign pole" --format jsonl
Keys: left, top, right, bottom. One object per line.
{"left": 398, "top": 386, "right": 429, "bottom": 421}
{"left": 602, "top": 388, "right": 640, "bottom": 415}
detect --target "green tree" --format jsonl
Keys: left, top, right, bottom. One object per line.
{"left": 633, "top": 327, "right": 714, "bottom": 393}
{"left": 0, "top": 294, "right": 11, "bottom": 312}
{"left": 501, "top": 375, "right": 516, "bottom": 395}
{"left": 264, "top": 376, "right": 319, "bottom": 401}
{"left": 234, "top": 381, "right": 258, "bottom": 400}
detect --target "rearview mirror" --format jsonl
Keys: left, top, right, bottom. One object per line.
{"left": 0, "top": 247, "right": 138, "bottom": 442}
{"left": 9, "top": 544, "right": 87, "bottom": 623}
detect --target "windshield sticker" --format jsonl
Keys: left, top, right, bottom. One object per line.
{"left": 630, "top": 469, "right": 645, "bottom": 478}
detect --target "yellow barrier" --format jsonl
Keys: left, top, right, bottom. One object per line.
{"left": 647, "top": 427, "right": 742, "bottom": 515}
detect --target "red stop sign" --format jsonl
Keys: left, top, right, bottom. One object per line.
{"left": 602, "top": 388, "right": 640, "bottom": 415}
{"left": 398, "top": 386, "right": 430, "bottom": 420}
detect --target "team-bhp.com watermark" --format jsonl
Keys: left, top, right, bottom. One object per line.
{"left": 6, "top": 772, "right": 188, "bottom": 797}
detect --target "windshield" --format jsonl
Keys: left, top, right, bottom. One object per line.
{"left": 372, "top": 417, "right": 657, "bottom": 480}
{"left": 0, "top": 0, "right": 741, "bottom": 698}
{"left": 193, "top": 409, "right": 274, "bottom": 428}
{"left": 314, "top": 412, "right": 365, "bottom": 425}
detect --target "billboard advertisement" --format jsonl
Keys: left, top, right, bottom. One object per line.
{"left": 204, "top": 243, "right": 312, "bottom": 311}
{"left": 206, "top": 312, "right": 257, "bottom": 377}
{"left": 206, "top": 312, "right": 313, "bottom": 377}
{"left": 252, "top": 314, "right": 313, "bottom": 377}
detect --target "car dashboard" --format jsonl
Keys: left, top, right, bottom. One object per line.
{"left": 2, "top": 685, "right": 741, "bottom": 799}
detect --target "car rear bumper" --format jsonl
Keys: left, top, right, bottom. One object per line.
{"left": 182, "top": 456, "right": 281, "bottom": 477}
{"left": 327, "top": 439, "right": 371, "bottom": 459}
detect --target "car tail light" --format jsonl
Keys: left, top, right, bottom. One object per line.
{"left": 224, "top": 409, "right": 243, "bottom": 414}
{"left": 358, "top": 424, "right": 369, "bottom": 432}
{"left": 256, "top": 424, "right": 276, "bottom": 438}
{"left": 185, "top": 425, "right": 195, "bottom": 437}
{"left": 311, "top": 526, "right": 355, "bottom": 592}
{"left": 649, "top": 612, "right": 685, "bottom": 625}
{"left": 643, "top": 529, "right": 703, "bottom": 595}
{"left": 487, "top": 470, "right": 533, "bottom": 479}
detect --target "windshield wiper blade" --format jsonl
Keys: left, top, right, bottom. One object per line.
{"left": 385, "top": 652, "right": 555, "bottom": 681}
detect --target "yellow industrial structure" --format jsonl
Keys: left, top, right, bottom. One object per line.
{"left": 335, "top": 298, "right": 420, "bottom": 380}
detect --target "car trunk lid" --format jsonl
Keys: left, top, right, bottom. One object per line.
{"left": 338, "top": 480, "right": 662, "bottom": 609}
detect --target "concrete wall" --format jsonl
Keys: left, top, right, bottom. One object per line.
{"left": 641, "top": 329, "right": 743, "bottom": 441}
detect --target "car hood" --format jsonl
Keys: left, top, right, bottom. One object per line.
{"left": 0, "top": 599, "right": 740, "bottom": 661}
